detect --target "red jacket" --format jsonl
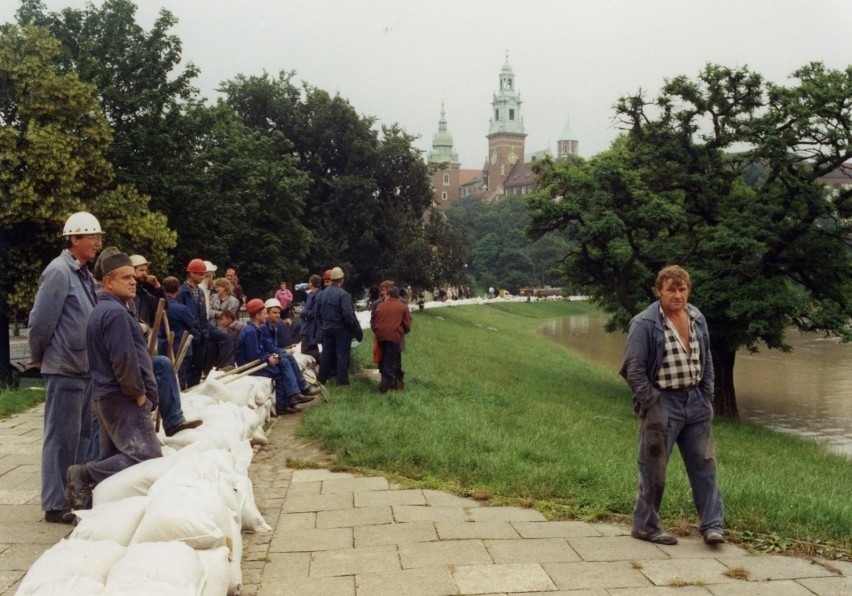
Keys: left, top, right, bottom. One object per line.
{"left": 371, "top": 297, "right": 411, "bottom": 344}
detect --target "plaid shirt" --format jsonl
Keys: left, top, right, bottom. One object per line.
{"left": 655, "top": 305, "right": 702, "bottom": 390}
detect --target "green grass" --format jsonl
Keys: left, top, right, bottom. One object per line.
{"left": 299, "top": 301, "right": 851, "bottom": 558}
{"left": 0, "top": 381, "right": 45, "bottom": 418}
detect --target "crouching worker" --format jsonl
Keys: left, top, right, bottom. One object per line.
{"left": 236, "top": 299, "right": 315, "bottom": 415}
{"left": 66, "top": 252, "right": 162, "bottom": 510}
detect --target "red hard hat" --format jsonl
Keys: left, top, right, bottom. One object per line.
{"left": 246, "top": 298, "right": 266, "bottom": 316}
{"left": 187, "top": 258, "right": 206, "bottom": 273}
{"left": 323, "top": 269, "right": 332, "bottom": 280}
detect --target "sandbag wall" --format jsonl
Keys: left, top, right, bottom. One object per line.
{"left": 17, "top": 369, "right": 287, "bottom": 596}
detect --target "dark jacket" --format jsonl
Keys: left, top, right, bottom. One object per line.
{"left": 300, "top": 289, "right": 322, "bottom": 345}
{"left": 158, "top": 296, "right": 201, "bottom": 356}
{"left": 316, "top": 284, "right": 360, "bottom": 339}
{"left": 620, "top": 300, "right": 714, "bottom": 415}
{"left": 235, "top": 322, "right": 275, "bottom": 367}
{"left": 176, "top": 282, "right": 207, "bottom": 334}
{"left": 131, "top": 282, "right": 167, "bottom": 327}
{"left": 87, "top": 292, "right": 158, "bottom": 404}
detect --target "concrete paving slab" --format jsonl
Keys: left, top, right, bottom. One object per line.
{"left": 0, "top": 523, "right": 69, "bottom": 544}
{"left": 609, "top": 587, "right": 712, "bottom": 595}
{"left": 435, "top": 521, "right": 520, "bottom": 540}
{"left": 0, "top": 543, "right": 54, "bottom": 571}
{"left": 567, "top": 536, "right": 669, "bottom": 562}
{"left": 309, "top": 545, "right": 400, "bottom": 577}
{"left": 0, "top": 491, "right": 38, "bottom": 506}
{"left": 282, "top": 491, "right": 353, "bottom": 513}
{"left": 355, "top": 566, "right": 457, "bottom": 596}
{"left": 467, "top": 506, "right": 546, "bottom": 523}
{"left": 354, "top": 488, "right": 426, "bottom": 508}
{"left": 277, "top": 512, "right": 316, "bottom": 530}
{"left": 507, "top": 591, "right": 608, "bottom": 596}
{"left": 354, "top": 521, "right": 438, "bottom": 548}
{"left": 285, "top": 480, "right": 322, "bottom": 497}
{"left": 393, "top": 504, "right": 469, "bottom": 523}
{"left": 422, "top": 489, "right": 481, "bottom": 508}
{"left": 320, "top": 476, "right": 389, "bottom": 494}
{"left": 705, "top": 579, "right": 815, "bottom": 595}
{"left": 316, "top": 505, "right": 394, "bottom": 529}
{"left": 512, "top": 520, "right": 600, "bottom": 538}
{"left": 399, "top": 539, "right": 493, "bottom": 569}
{"left": 484, "top": 537, "right": 580, "bottom": 564}
{"left": 796, "top": 575, "right": 851, "bottom": 595}
{"left": 260, "top": 552, "right": 311, "bottom": 581}
{"left": 717, "top": 555, "right": 837, "bottom": 581}
{"left": 453, "top": 563, "right": 557, "bottom": 594}
{"left": 543, "top": 561, "right": 653, "bottom": 590}
{"left": 291, "top": 469, "right": 353, "bottom": 483}
{"left": 814, "top": 557, "right": 852, "bottom": 576}
{"left": 0, "top": 467, "right": 39, "bottom": 490}
{"left": 0, "top": 571, "right": 25, "bottom": 594}
{"left": 257, "top": 575, "right": 354, "bottom": 596}
{"left": 0, "top": 505, "right": 45, "bottom": 524}
{"left": 637, "top": 558, "right": 739, "bottom": 587}
{"left": 269, "top": 527, "right": 353, "bottom": 553}
{"left": 655, "top": 538, "right": 749, "bottom": 559}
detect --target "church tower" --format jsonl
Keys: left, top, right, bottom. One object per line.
{"left": 486, "top": 52, "right": 526, "bottom": 199}
{"left": 557, "top": 115, "right": 579, "bottom": 158}
{"left": 427, "top": 103, "right": 461, "bottom": 208}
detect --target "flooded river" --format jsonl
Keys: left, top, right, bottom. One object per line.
{"left": 541, "top": 313, "right": 852, "bottom": 458}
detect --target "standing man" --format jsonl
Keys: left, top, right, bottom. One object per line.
{"left": 129, "top": 254, "right": 166, "bottom": 333}
{"left": 66, "top": 251, "right": 162, "bottom": 510}
{"left": 299, "top": 274, "right": 323, "bottom": 365}
{"left": 28, "top": 212, "right": 101, "bottom": 524}
{"left": 177, "top": 258, "right": 208, "bottom": 387}
{"left": 371, "top": 287, "right": 411, "bottom": 393}
{"left": 225, "top": 267, "right": 245, "bottom": 307}
{"left": 620, "top": 265, "right": 724, "bottom": 546}
{"left": 316, "top": 267, "right": 362, "bottom": 386}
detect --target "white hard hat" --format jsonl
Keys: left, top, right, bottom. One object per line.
{"left": 203, "top": 260, "right": 217, "bottom": 273}
{"left": 264, "top": 298, "right": 282, "bottom": 309}
{"left": 129, "top": 255, "right": 148, "bottom": 268}
{"left": 63, "top": 212, "right": 102, "bottom": 237}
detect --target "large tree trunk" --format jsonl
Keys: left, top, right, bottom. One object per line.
{"left": 710, "top": 338, "right": 739, "bottom": 419}
{"left": 0, "top": 309, "right": 12, "bottom": 386}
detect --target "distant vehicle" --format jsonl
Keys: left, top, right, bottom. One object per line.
{"left": 518, "top": 287, "right": 563, "bottom": 298}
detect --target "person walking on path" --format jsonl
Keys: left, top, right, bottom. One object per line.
{"left": 66, "top": 251, "right": 162, "bottom": 511}
{"left": 620, "top": 265, "right": 725, "bottom": 546}
{"left": 371, "top": 286, "right": 411, "bottom": 392}
{"left": 316, "top": 267, "right": 362, "bottom": 386}
{"left": 28, "top": 212, "right": 102, "bottom": 524}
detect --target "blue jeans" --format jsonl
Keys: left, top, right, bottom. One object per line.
{"left": 87, "top": 395, "right": 162, "bottom": 483}
{"left": 319, "top": 327, "right": 352, "bottom": 385}
{"left": 152, "top": 355, "right": 187, "bottom": 431}
{"left": 255, "top": 362, "right": 301, "bottom": 411}
{"left": 283, "top": 353, "right": 310, "bottom": 393}
{"left": 42, "top": 374, "right": 93, "bottom": 511}
{"left": 633, "top": 387, "right": 724, "bottom": 536}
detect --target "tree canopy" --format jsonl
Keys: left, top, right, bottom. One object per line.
{"left": 526, "top": 63, "right": 852, "bottom": 418}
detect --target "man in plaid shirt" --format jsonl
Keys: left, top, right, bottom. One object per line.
{"left": 620, "top": 265, "right": 725, "bottom": 547}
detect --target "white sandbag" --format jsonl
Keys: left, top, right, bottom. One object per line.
{"left": 237, "top": 473, "right": 271, "bottom": 533}
{"left": 133, "top": 480, "right": 233, "bottom": 550}
{"left": 92, "top": 456, "right": 176, "bottom": 506}
{"left": 182, "top": 392, "right": 216, "bottom": 411}
{"left": 199, "top": 447, "right": 237, "bottom": 475}
{"left": 227, "top": 516, "right": 243, "bottom": 596}
{"left": 196, "top": 547, "right": 231, "bottom": 596}
{"left": 16, "top": 575, "right": 104, "bottom": 595}
{"left": 293, "top": 352, "right": 315, "bottom": 370}
{"left": 250, "top": 383, "right": 267, "bottom": 407}
{"left": 69, "top": 496, "right": 149, "bottom": 546}
{"left": 17, "top": 539, "right": 126, "bottom": 594}
{"left": 197, "top": 377, "right": 252, "bottom": 408}
{"left": 161, "top": 426, "right": 207, "bottom": 451}
{"left": 229, "top": 440, "right": 254, "bottom": 476}
{"left": 105, "top": 541, "right": 206, "bottom": 596}
{"left": 250, "top": 426, "right": 268, "bottom": 447}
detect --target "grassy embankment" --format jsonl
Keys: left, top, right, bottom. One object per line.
{"left": 0, "top": 382, "right": 44, "bottom": 418}
{"left": 299, "top": 300, "right": 851, "bottom": 559}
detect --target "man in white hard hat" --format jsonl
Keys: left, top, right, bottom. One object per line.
{"left": 28, "top": 212, "right": 102, "bottom": 524}
{"left": 316, "top": 266, "right": 363, "bottom": 386}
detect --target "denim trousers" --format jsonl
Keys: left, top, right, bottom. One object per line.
{"left": 152, "top": 355, "right": 186, "bottom": 431}
{"left": 42, "top": 374, "right": 93, "bottom": 511}
{"left": 319, "top": 327, "right": 352, "bottom": 385}
{"left": 256, "top": 362, "right": 300, "bottom": 411}
{"left": 87, "top": 395, "right": 162, "bottom": 484}
{"left": 633, "top": 386, "right": 724, "bottom": 536}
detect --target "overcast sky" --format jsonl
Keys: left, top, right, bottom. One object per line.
{"left": 2, "top": 0, "right": 850, "bottom": 168}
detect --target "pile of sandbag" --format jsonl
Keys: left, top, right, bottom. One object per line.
{"left": 18, "top": 370, "right": 285, "bottom": 596}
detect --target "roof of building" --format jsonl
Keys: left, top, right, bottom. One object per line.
{"left": 503, "top": 162, "right": 536, "bottom": 189}
{"left": 459, "top": 169, "right": 482, "bottom": 187}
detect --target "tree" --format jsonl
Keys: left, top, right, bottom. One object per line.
{"left": 527, "top": 63, "right": 852, "bottom": 418}
{"left": 222, "top": 72, "right": 435, "bottom": 294}
{"left": 0, "top": 25, "right": 175, "bottom": 383}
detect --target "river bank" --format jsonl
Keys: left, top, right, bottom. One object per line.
{"left": 300, "top": 300, "right": 851, "bottom": 558}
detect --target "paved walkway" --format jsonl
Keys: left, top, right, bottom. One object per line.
{"left": 1, "top": 404, "right": 849, "bottom": 595}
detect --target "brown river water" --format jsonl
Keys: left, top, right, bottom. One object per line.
{"left": 541, "top": 313, "right": 852, "bottom": 458}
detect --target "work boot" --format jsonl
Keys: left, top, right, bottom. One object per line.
{"left": 290, "top": 393, "right": 315, "bottom": 405}
{"left": 165, "top": 419, "right": 203, "bottom": 437}
{"left": 301, "top": 385, "right": 321, "bottom": 397}
{"left": 66, "top": 464, "right": 95, "bottom": 511}
{"left": 45, "top": 509, "right": 76, "bottom": 525}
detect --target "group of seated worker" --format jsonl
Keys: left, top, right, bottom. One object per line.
{"left": 235, "top": 298, "right": 320, "bottom": 414}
